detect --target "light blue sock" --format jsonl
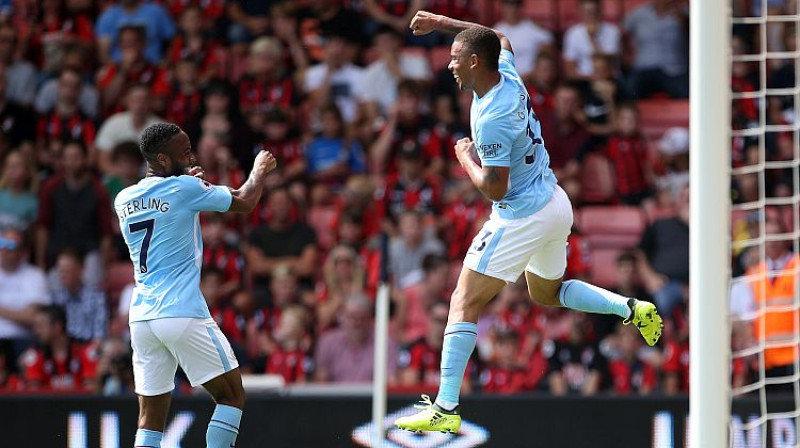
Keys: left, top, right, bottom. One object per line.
{"left": 207, "top": 404, "right": 243, "bottom": 448}
{"left": 134, "top": 429, "right": 162, "bottom": 448}
{"left": 435, "top": 322, "right": 478, "bottom": 411}
{"left": 559, "top": 280, "right": 632, "bottom": 319}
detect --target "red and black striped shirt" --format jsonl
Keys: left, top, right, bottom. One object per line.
{"left": 603, "top": 135, "right": 650, "bottom": 197}
{"left": 37, "top": 111, "right": 96, "bottom": 148}
{"left": 238, "top": 75, "right": 299, "bottom": 115}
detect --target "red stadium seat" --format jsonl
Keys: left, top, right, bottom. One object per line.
{"left": 638, "top": 99, "right": 689, "bottom": 141}
{"left": 580, "top": 152, "right": 616, "bottom": 204}
{"left": 580, "top": 206, "right": 646, "bottom": 249}
{"left": 590, "top": 248, "right": 623, "bottom": 288}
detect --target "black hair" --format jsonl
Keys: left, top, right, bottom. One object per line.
{"left": 616, "top": 251, "right": 637, "bottom": 265}
{"left": 56, "top": 247, "right": 84, "bottom": 265}
{"left": 139, "top": 123, "right": 182, "bottom": 165}
{"left": 422, "top": 253, "right": 447, "bottom": 273}
{"left": 454, "top": 27, "right": 501, "bottom": 72}
{"left": 37, "top": 305, "right": 67, "bottom": 329}
{"left": 111, "top": 141, "right": 144, "bottom": 163}
{"left": 118, "top": 24, "right": 146, "bottom": 42}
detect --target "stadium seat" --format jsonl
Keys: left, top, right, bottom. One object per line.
{"left": 429, "top": 46, "right": 452, "bottom": 71}
{"left": 590, "top": 248, "right": 623, "bottom": 288}
{"left": 580, "top": 152, "right": 616, "bottom": 204}
{"left": 308, "top": 206, "right": 339, "bottom": 251}
{"left": 580, "top": 206, "right": 646, "bottom": 249}
{"left": 638, "top": 99, "right": 690, "bottom": 141}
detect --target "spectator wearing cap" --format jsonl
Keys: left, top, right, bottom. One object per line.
{"left": 239, "top": 37, "right": 300, "bottom": 116}
{"left": 94, "top": 84, "right": 164, "bottom": 174}
{"left": 303, "top": 34, "right": 365, "bottom": 126}
{"left": 36, "top": 69, "right": 97, "bottom": 157}
{"left": 370, "top": 80, "right": 446, "bottom": 177}
{"left": 0, "top": 229, "right": 50, "bottom": 364}
{"left": 0, "top": 23, "right": 38, "bottom": 106}
{"left": 361, "top": 26, "right": 433, "bottom": 119}
{"left": 376, "top": 140, "right": 442, "bottom": 225}
{"left": 389, "top": 209, "right": 446, "bottom": 288}
{"left": 50, "top": 249, "right": 108, "bottom": 342}
{"left": 493, "top": 0, "right": 555, "bottom": 78}
{"left": 654, "top": 127, "right": 690, "bottom": 202}
{"left": 167, "top": 5, "right": 221, "bottom": 84}
{"left": 96, "top": 25, "right": 170, "bottom": 117}
{"left": 0, "top": 151, "right": 38, "bottom": 233}
{"left": 94, "top": 0, "right": 176, "bottom": 65}
{"left": 563, "top": 0, "right": 621, "bottom": 80}
{"left": 314, "top": 294, "right": 399, "bottom": 383}
{"left": 304, "top": 103, "right": 367, "bottom": 190}
{"left": 624, "top": 0, "right": 689, "bottom": 99}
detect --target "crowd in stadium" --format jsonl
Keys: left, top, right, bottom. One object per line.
{"left": 0, "top": 0, "right": 702, "bottom": 396}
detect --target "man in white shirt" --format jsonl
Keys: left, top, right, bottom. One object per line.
{"left": 562, "top": 0, "right": 620, "bottom": 80}
{"left": 0, "top": 229, "right": 51, "bottom": 359}
{"left": 493, "top": 0, "right": 554, "bottom": 77}
{"left": 361, "top": 26, "right": 433, "bottom": 116}
{"left": 303, "top": 34, "right": 365, "bottom": 126}
{"left": 95, "top": 84, "right": 163, "bottom": 174}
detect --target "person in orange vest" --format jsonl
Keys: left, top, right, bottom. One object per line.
{"left": 733, "top": 218, "right": 798, "bottom": 392}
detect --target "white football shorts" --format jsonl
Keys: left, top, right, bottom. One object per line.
{"left": 130, "top": 317, "right": 239, "bottom": 396}
{"left": 464, "top": 185, "right": 573, "bottom": 283}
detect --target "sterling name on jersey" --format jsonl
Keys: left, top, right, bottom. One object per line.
{"left": 115, "top": 175, "right": 232, "bottom": 322}
{"left": 470, "top": 48, "right": 556, "bottom": 220}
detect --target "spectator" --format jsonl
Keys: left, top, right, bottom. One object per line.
{"left": 493, "top": 0, "right": 555, "bottom": 77}
{"left": 270, "top": 264, "right": 307, "bottom": 310}
{"left": 225, "top": 0, "right": 272, "bottom": 44}
{"left": 29, "top": 0, "right": 95, "bottom": 76}
{"left": 370, "top": 80, "right": 445, "bottom": 177}
{"left": 398, "top": 300, "right": 449, "bottom": 387}
{"left": 526, "top": 52, "right": 558, "bottom": 112}
{"left": 563, "top": 0, "right": 621, "bottom": 80}
{"left": 220, "top": 289, "right": 270, "bottom": 370}
{"left": 661, "top": 317, "right": 689, "bottom": 394}
{"left": 314, "top": 294, "right": 399, "bottom": 383}
{"left": 547, "top": 313, "right": 605, "bottom": 396}
{"left": 95, "top": 0, "right": 176, "bottom": 65}
{"left": 602, "top": 103, "right": 654, "bottom": 205}
{"left": 94, "top": 84, "right": 164, "bottom": 173}
{"left": 0, "top": 229, "right": 50, "bottom": 362}
{"left": 167, "top": 5, "right": 221, "bottom": 84}
{"left": 257, "top": 107, "right": 305, "bottom": 187}
{"left": 333, "top": 176, "right": 382, "bottom": 245}
{"left": 102, "top": 142, "right": 144, "bottom": 204}
{"left": 51, "top": 249, "right": 108, "bottom": 342}
{"left": 389, "top": 209, "right": 445, "bottom": 288}
{"left": 317, "top": 245, "right": 365, "bottom": 331}
{"left": 480, "top": 329, "right": 528, "bottom": 394}
{"left": 34, "top": 44, "right": 100, "bottom": 119}
{"left": 579, "top": 54, "right": 620, "bottom": 138}
{"left": 36, "top": 68, "right": 97, "bottom": 157}
{"left": 201, "top": 213, "right": 243, "bottom": 300}
{"left": 395, "top": 254, "right": 450, "bottom": 344}
{"left": 0, "top": 65, "right": 36, "bottom": 152}
{"left": 264, "top": 304, "right": 312, "bottom": 384}
{"left": 636, "top": 185, "right": 690, "bottom": 317}
{"left": 238, "top": 37, "right": 300, "bottom": 115}
{"left": 96, "top": 25, "right": 170, "bottom": 116}
{"left": 377, "top": 141, "right": 443, "bottom": 224}
{"left": 0, "top": 23, "right": 38, "bottom": 106}
{"left": 441, "top": 175, "right": 488, "bottom": 261}
{"left": 654, "top": 127, "right": 689, "bottom": 202}
{"left": 605, "top": 323, "right": 658, "bottom": 395}
{"left": 0, "top": 151, "right": 38, "bottom": 232}
{"left": 195, "top": 133, "right": 244, "bottom": 189}
{"left": 303, "top": 34, "right": 365, "bottom": 126}
{"left": 624, "top": 0, "right": 689, "bottom": 99}
{"left": 96, "top": 338, "right": 135, "bottom": 395}
{"left": 730, "top": 219, "right": 798, "bottom": 392}
{"left": 245, "top": 188, "right": 318, "bottom": 293}
{"left": 305, "top": 103, "right": 367, "bottom": 189}
{"left": 165, "top": 57, "right": 202, "bottom": 129}
{"left": 20, "top": 305, "right": 98, "bottom": 391}
{"left": 361, "top": 26, "right": 433, "bottom": 117}
{"left": 36, "top": 141, "right": 112, "bottom": 286}
{"left": 187, "top": 79, "right": 242, "bottom": 149}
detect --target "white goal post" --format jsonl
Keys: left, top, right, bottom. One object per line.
{"left": 690, "top": 0, "right": 732, "bottom": 447}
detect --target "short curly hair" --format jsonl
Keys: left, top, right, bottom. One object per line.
{"left": 454, "top": 27, "right": 500, "bottom": 72}
{"left": 139, "top": 122, "right": 182, "bottom": 164}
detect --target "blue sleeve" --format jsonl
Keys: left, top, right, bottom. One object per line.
{"left": 474, "top": 113, "right": 515, "bottom": 167}
{"left": 498, "top": 49, "right": 520, "bottom": 82}
{"left": 177, "top": 176, "right": 232, "bottom": 212}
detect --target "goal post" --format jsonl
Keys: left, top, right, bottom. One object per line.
{"left": 690, "top": 0, "right": 732, "bottom": 447}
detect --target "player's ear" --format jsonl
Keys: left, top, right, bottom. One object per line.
{"left": 156, "top": 152, "right": 169, "bottom": 169}
{"left": 469, "top": 53, "right": 479, "bottom": 70}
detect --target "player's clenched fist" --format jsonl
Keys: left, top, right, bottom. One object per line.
{"left": 409, "top": 11, "right": 440, "bottom": 36}
{"left": 253, "top": 150, "right": 278, "bottom": 179}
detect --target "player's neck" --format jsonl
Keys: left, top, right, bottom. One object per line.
{"left": 474, "top": 72, "right": 501, "bottom": 99}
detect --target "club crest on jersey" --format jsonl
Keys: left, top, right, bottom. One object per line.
{"left": 198, "top": 178, "right": 213, "bottom": 191}
{"left": 480, "top": 143, "right": 501, "bottom": 158}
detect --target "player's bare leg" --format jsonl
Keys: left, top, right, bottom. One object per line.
{"left": 524, "top": 271, "right": 663, "bottom": 346}
{"left": 395, "top": 267, "right": 505, "bottom": 433}
{"left": 202, "top": 367, "right": 246, "bottom": 448}
{"left": 136, "top": 393, "right": 171, "bottom": 447}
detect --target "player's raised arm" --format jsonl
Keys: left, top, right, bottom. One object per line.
{"left": 409, "top": 10, "right": 513, "bottom": 53}
{"left": 228, "top": 150, "right": 277, "bottom": 213}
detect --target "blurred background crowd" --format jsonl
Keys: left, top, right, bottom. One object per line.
{"left": 0, "top": 0, "right": 708, "bottom": 397}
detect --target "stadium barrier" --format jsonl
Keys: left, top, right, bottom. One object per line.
{"left": 0, "top": 394, "right": 792, "bottom": 447}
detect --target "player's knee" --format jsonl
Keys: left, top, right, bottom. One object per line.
{"left": 216, "top": 383, "right": 246, "bottom": 409}
{"left": 527, "top": 284, "right": 562, "bottom": 307}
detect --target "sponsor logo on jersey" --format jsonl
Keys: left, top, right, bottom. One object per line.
{"left": 480, "top": 143, "right": 501, "bottom": 158}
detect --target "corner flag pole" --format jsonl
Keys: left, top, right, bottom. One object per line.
{"left": 372, "top": 232, "right": 391, "bottom": 446}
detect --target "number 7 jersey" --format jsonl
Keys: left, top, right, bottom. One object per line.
{"left": 114, "top": 175, "right": 232, "bottom": 322}
{"left": 470, "top": 48, "right": 557, "bottom": 220}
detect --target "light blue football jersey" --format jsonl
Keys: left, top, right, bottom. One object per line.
{"left": 470, "top": 48, "right": 557, "bottom": 220}
{"left": 114, "top": 175, "right": 232, "bottom": 322}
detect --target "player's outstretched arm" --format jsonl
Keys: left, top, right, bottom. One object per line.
{"left": 228, "top": 150, "right": 277, "bottom": 213}
{"left": 409, "top": 10, "right": 513, "bottom": 53}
